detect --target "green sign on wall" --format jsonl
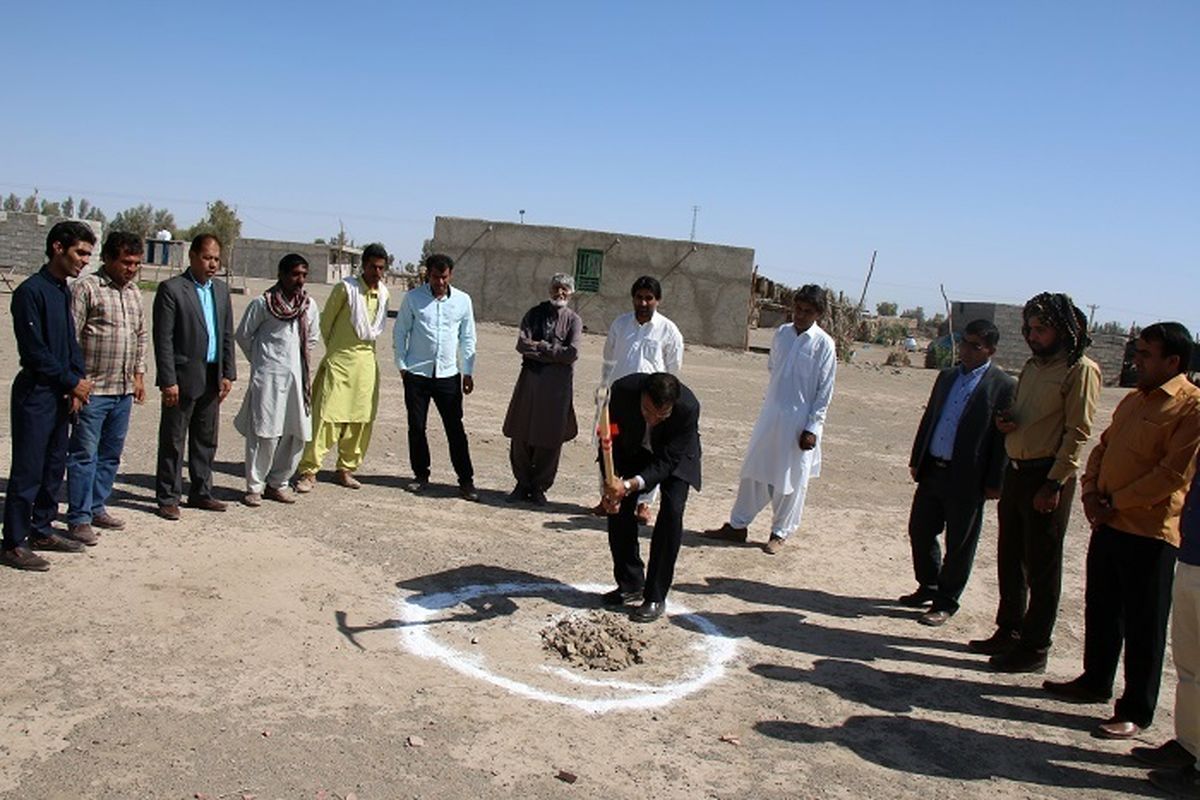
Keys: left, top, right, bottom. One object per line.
{"left": 574, "top": 248, "right": 603, "bottom": 293}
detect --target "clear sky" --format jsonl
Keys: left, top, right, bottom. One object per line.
{"left": 2, "top": 1, "right": 1196, "bottom": 332}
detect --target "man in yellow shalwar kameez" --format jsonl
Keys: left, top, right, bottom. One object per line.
{"left": 295, "top": 244, "right": 390, "bottom": 491}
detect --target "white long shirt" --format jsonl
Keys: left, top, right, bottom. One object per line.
{"left": 740, "top": 322, "right": 837, "bottom": 494}
{"left": 233, "top": 296, "right": 322, "bottom": 440}
{"left": 600, "top": 310, "right": 684, "bottom": 386}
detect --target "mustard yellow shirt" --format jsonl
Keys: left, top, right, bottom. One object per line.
{"left": 1081, "top": 373, "right": 1200, "bottom": 545}
{"left": 1004, "top": 352, "right": 1101, "bottom": 483}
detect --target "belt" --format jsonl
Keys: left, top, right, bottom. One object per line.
{"left": 1009, "top": 457, "right": 1057, "bottom": 471}
{"left": 928, "top": 457, "right": 952, "bottom": 469}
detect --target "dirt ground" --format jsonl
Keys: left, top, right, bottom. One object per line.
{"left": 0, "top": 278, "right": 1165, "bottom": 799}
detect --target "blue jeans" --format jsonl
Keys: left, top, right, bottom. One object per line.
{"left": 66, "top": 394, "right": 133, "bottom": 525}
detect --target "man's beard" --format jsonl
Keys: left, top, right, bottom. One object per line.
{"left": 550, "top": 298, "right": 568, "bottom": 308}
{"left": 1028, "top": 339, "right": 1062, "bottom": 357}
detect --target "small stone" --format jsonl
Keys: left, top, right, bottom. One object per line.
{"left": 719, "top": 733, "right": 742, "bottom": 746}
{"left": 406, "top": 735, "right": 425, "bottom": 748}
{"left": 555, "top": 770, "right": 578, "bottom": 784}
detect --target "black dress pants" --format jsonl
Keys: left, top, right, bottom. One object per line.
{"left": 1079, "top": 525, "right": 1177, "bottom": 727}
{"left": 2, "top": 373, "right": 69, "bottom": 549}
{"left": 155, "top": 365, "right": 220, "bottom": 507}
{"left": 607, "top": 476, "right": 689, "bottom": 603}
{"left": 995, "top": 461, "right": 1076, "bottom": 651}
{"left": 907, "top": 464, "right": 986, "bottom": 612}
{"left": 403, "top": 373, "right": 473, "bottom": 485}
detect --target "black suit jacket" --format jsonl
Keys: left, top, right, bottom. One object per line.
{"left": 152, "top": 272, "right": 237, "bottom": 399}
{"left": 609, "top": 373, "right": 702, "bottom": 491}
{"left": 909, "top": 363, "right": 1016, "bottom": 497}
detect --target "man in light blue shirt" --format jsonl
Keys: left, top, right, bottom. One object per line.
{"left": 393, "top": 253, "right": 479, "bottom": 500}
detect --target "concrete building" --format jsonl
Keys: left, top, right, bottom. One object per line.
{"left": 426, "top": 216, "right": 756, "bottom": 349}
{"left": 0, "top": 211, "right": 103, "bottom": 272}
{"left": 229, "top": 238, "right": 356, "bottom": 284}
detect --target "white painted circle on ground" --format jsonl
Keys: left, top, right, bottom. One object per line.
{"left": 395, "top": 581, "right": 738, "bottom": 714}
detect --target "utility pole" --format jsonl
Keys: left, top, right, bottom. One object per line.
{"left": 519, "top": 209, "right": 525, "bottom": 224}
{"left": 856, "top": 250, "right": 877, "bottom": 312}
{"left": 1087, "top": 303, "right": 1098, "bottom": 330}
{"left": 690, "top": 205, "right": 700, "bottom": 241}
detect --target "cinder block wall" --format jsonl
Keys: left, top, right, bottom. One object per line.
{"left": 427, "top": 217, "right": 755, "bottom": 349}
{"left": 230, "top": 238, "right": 331, "bottom": 283}
{"left": 0, "top": 211, "right": 102, "bottom": 271}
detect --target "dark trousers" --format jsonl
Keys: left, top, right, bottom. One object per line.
{"left": 509, "top": 440, "right": 563, "bottom": 492}
{"left": 607, "top": 476, "right": 689, "bottom": 603}
{"left": 908, "top": 464, "right": 986, "bottom": 612}
{"left": 155, "top": 366, "right": 220, "bottom": 506}
{"left": 2, "top": 373, "right": 69, "bottom": 549}
{"left": 995, "top": 462, "right": 1076, "bottom": 651}
{"left": 403, "top": 373, "right": 473, "bottom": 485}
{"left": 1079, "top": 525, "right": 1177, "bottom": 727}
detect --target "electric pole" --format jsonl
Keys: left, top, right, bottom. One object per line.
{"left": 856, "top": 250, "right": 878, "bottom": 312}
{"left": 1087, "top": 304, "right": 1098, "bottom": 330}
{"left": 690, "top": 205, "right": 700, "bottom": 241}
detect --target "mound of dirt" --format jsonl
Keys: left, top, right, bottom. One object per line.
{"left": 540, "top": 610, "right": 649, "bottom": 671}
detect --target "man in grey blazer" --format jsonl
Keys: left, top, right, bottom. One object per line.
{"left": 153, "top": 234, "right": 237, "bottom": 519}
{"left": 901, "top": 319, "right": 1016, "bottom": 626}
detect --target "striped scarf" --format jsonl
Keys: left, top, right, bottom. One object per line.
{"left": 264, "top": 284, "right": 313, "bottom": 413}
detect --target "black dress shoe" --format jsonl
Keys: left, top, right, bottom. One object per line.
{"left": 918, "top": 609, "right": 953, "bottom": 627}
{"left": 505, "top": 485, "right": 529, "bottom": 503}
{"left": 968, "top": 628, "right": 1020, "bottom": 655}
{"left": 530, "top": 490, "right": 548, "bottom": 507}
{"left": 601, "top": 588, "right": 643, "bottom": 606}
{"left": 1043, "top": 676, "right": 1111, "bottom": 704}
{"left": 631, "top": 600, "right": 665, "bottom": 623}
{"left": 459, "top": 483, "right": 480, "bottom": 502}
{"left": 989, "top": 647, "right": 1047, "bottom": 673}
{"left": 898, "top": 588, "right": 937, "bottom": 608}
{"left": 407, "top": 477, "right": 429, "bottom": 493}
{"left": 1132, "top": 739, "right": 1197, "bottom": 769}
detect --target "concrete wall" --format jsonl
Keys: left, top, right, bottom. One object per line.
{"left": 427, "top": 217, "right": 756, "bottom": 349}
{"left": 229, "top": 238, "right": 333, "bottom": 283}
{"left": 0, "top": 211, "right": 103, "bottom": 272}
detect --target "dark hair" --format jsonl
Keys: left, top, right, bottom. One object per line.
{"left": 45, "top": 220, "right": 97, "bottom": 258}
{"left": 190, "top": 233, "right": 222, "bottom": 253}
{"left": 424, "top": 252, "right": 454, "bottom": 273}
{"left": 100, "top": 230, "right": 144, "bottom": 261}
{"left": 278, "top": 252, "right": 309, "bottom": 278}
{"left": 630, "top": 275, "right": 662, "bottom": 300}
{"left": 1022, "top": 292, "right": 1091, "bottom": 365}
{"left": 643, "top": 372, "right": 681, "bottom": 408}
{"left": 362, "top": 242, "right": 389, "bottom": 264}
{"left": 964, "top": 318, "right": 1000, "bottom": 349}
{"left": 793, "top": 284, "right": 826, "bottom": 315}
{"left": 1141, "top": 322, "right": 1193, "bottom": 374}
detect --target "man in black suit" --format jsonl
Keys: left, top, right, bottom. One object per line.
{"left": 600, "top": 372, "right": 702, "bottom": 623}
{"left": 153, "top": 234, "right": 237, "bottom": 519}
{"left": 901, "top": 319, "right": 1016, "bottom": 626}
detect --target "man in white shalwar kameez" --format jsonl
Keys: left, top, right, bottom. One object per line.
{"left": 702, "top": 285, "right": 836, "bottom": 554}
{"left": 234, "top": 254, "right": 321, "bottom": 506}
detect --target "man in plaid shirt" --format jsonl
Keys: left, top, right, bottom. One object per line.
{"left": 65, "top": 230, "right": 147, "bottom": 542}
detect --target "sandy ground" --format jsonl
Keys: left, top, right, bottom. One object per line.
{"left": 0, "top": 278, "right": 1166, "bottom": 799}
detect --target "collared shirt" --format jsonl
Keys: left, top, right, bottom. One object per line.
{"left": 393, "top": 284, "right": 477, "bottom": 378}
{"left": 601, "top": 310, "right": 684, "bottom": 386}
{"left": 1179, "top": 463, "right": 1200, "bottom": 566}
{"left": 929, "top": 360, "right": 991, "bottom": 460}
{"left": 11, "top": 265, "right": 85, "bottom": 393}
{"left": 1005, "top": 351, "right": 1101, "bottom": 482}
{"left": 190, "top": 273, "right": 218, "bottom": 363}
{"left": 1081, "top": 373, "right": 1200, "bottom": 546}
{"left": 72, "top": 269, "right": 147, "bottom": 396}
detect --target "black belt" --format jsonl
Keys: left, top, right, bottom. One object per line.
{"left": 1009, "top": 457, "right": 1056, "bottom": 471}
{"left": 928, "top": 457, "right": 951, "bottom": 469}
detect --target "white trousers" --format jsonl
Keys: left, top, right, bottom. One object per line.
{"left": 246, "top": 433, "right": 306, "bottom": 493}
{"left": 729, "top": 477, "right": 808, "bottom": 539}
{"left": 1174, "top": 562, "right": 1200, "bottom": 763}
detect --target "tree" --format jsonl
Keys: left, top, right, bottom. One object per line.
{"left": 876, "top": 301, "right": 898, "bottom": 316}
{"left": 110, "top": 204, "right": 157, "bottom": 240}
{"left": 900, "top": 306, "right": 926, "bottom": 324}
{"left": 3, "top": 193, "right": 19, "bottom": 211}
{"left": 151, "top": 208, "right": 177, "bottom": 235}
{"left": 78, "top": 198, "right": 107, "bottom": 224}
{"left": 184, "top": 199, "right": 242, "bottom": 251}
{"left": 61, "top": 196, "right": 75, "bottom": 218}
{"left": 40, "top": 200, "right": 62, "bottom": 216}
{"left": 21, "top": 194, "right": 39, "bottom": 213}
{"left": 1094, "top": 320, "right": 1130, "bottom": 336}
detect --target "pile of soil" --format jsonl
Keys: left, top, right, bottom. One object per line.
{"left": 540, "top": 610, "right": 649, "bottom": 671}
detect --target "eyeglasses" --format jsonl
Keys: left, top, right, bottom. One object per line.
{"left": 960, "top": 338, "right": 988, "bottom": 352}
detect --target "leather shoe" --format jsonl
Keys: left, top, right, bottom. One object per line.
{"left": 188, "top": 497, "right": 228, "bottom": 512}
{"left": 631, "top": 600, "right": 665, "bottom": 623}
{"left": 898, "top": 588, "right": 937, "bottom": 608}
{"left": 699, "top": 523, "right": 749, "bottom": 543}
{"left": 30, "top": 532, "right": 84, "bottom": 553}
{"left": 407, "top": 478, "right": 429, "bottom": 493}
{"left": 264, "top": 486, "right": 296, "bottom": 504}
{"left": 506, "top": 485, "right": 529, "bottom": 503}
{"left": 1132, "top": 739, "right": 1196, "bottom": 769}
{"left": 1095, "top": 716, "right": 1142, "bottom": 740}
{"left": 968, "top": 629, "right": 1020, "bottom": 655}
{"left": 601, "top": 588, "right": 644, "bottom": 607}
{"left": 66, "top": 523, "right": 100, "bottom": 546}
{"left": 459, "top": 483, "right": 480, "bottom": 502}
{"left": 1043, "top": 676, "right": 1111, "bottom": 704}
{"left": 91, "top": 511, "right": 126, "bottom": 530}
{"left": 989, "top": 647, "right": 1047, "bottom": 673}
{"left": 1149, "top": 765, "right": 1200, "bottom": 797}
{"left": 336, "top": 470, "right": 362, "bottom": 489}
{"left": 764, "top": 535, "right": 786, "bottom": 555}
{"left": 157, "top": 504, "right": 181, "bottom": 521}
{"left": 530, "top": 490, "right": 548, "bottom": 507}
{"left": 243, "top": 492, "right": 263, "bottom": 507}
{"left": 0, "top": 546, "right": 51, "bottom": 571}
{"left": 294, "top": 473, "right": 316, "bottom": 494}
{"left": 919, "top": 609, "right": 953, "bottom": 627}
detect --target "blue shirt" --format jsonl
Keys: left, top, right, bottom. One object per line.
{"left": 929, "top": 360, "right": 990, "bottom": 460}
{"left": 1179, "top": 465, "right": 1200, "bottom": 566}
{"left": 190, "top": 274, "right": 218, "bottom": 363}
{"left": 393, "top": 284, "right": 477, "bottom": 378}
{"left": 12, "top": 266, "right": 86, "bottom": 392}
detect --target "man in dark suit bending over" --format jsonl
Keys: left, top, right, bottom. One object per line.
{"left": 153, "top": 233, "right": 237, "bottom": 520}
{"left": 600, "top": 372, "right": 702, "bottom": 623}
{"left": 901, "top": 319, "right": 1016, "bottom": 626}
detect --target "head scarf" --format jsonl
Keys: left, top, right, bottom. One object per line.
{"left": 264, "top": 283, "right": 313, "bottom": 413}
{"left": 1022, "top": 292, "right": 1091, "bottom": 365}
